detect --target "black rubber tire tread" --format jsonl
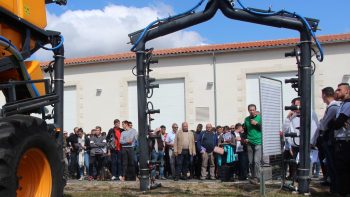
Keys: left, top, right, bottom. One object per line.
{"left": 0, "top": 115, "right": 63, "bottom": 197}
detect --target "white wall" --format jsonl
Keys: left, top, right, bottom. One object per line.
{"left": 61, "top": 41, "right": 350, "bottom": 131}
{"left": 128, "top": 78, "right": 185, "bottom": 131}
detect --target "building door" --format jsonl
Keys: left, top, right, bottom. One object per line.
{"left": 63, "top": 86, "right": 77, "bottom": 133}
{"left": 128, "top": 78, "right": 185, "bottom": 131}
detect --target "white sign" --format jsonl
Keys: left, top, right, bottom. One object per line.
{"left": 259, "top": 76, "right": 283, "bottom": 156}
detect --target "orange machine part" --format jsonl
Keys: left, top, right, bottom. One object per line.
{"left": 0, "top": 61, "right": 45, "bottom": 96}
{"left": 0, "top": 0, "right": 47, "bottom": 29}
{"left": 16, "top": 148, "right": 53, "bottom": 197}
{"left": 0, "top": 0, "right": 47, "bottom": 54}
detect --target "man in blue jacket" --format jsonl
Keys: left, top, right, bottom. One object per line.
{"left": 197, "top": 123, "right": 218, "bottom": 180}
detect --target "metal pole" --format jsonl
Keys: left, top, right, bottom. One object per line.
{"left": 136, "top": 43, "right": 150, "bottom": 191}
{"left": 298, "top": 30, "right": 312, "bottom": 194}
{"left": 212, "top": 52, "right": 218, "bottom": 126}
{"left": 53, "top": 36, "right": 65, "bottom": 150}
{"left": 53, "top": 36, "right": 65, "bottom": 193}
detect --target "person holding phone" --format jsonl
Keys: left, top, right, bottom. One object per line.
{"left": 243, "top": 104, "right": 262, "bottom": 184}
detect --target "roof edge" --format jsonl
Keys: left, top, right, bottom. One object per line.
{"left": 41, "top": 32, "right": 350, "bottom": 67}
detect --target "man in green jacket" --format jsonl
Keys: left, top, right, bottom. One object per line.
{"left": 244, "top": 104, "right": 262, "bottom": 184}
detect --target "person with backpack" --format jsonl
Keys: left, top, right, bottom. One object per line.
{"left": 106, "top": 119, "right": 124, "bottom": 181}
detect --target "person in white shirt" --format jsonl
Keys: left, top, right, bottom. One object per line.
{"left": 165, "top": 123, "right": 178, "bottom": 178}
{"left": 282, "top": 97, "right": 318, "bottom": 181}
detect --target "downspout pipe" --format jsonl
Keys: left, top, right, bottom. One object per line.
{"left": 212, "top": 52, "right": 217, "bottom": 126}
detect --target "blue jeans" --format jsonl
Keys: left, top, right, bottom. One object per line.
{"left": 111, "top": 150, "right": 122, "bottom": 177}
{"left": 151, "top": 150, "right": 164, "bottom": 178}
{"left": 84, "top": 151, "right": 89, "bottom": 176}
{"left": 78, "top": 151, "right": 89, "bottom": 177}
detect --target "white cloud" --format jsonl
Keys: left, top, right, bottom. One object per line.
{"left": 33, "top": 4, "right": 206, "bottom": 61}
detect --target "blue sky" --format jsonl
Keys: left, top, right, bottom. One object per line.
{"left": 48, "top": 0, "right": 350, "bottom": 44}
{"left": 37, "top": 0, "right": 350, "bottom": 59}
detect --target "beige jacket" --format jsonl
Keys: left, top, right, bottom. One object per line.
{"left": 174, "top": 130, "right": 196, "bottom": 156}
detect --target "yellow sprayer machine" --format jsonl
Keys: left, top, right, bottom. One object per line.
{"left": 0, "top": 0, "right": 66, "bottom": 196}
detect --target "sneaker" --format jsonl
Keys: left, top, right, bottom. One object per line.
{"left": 210, "top": 177, "right": 216, "bottom": 180}
{"left": 174, "top": 176, "right": 179, "bottom": 181}
{"left": 180, "top": 176, "right": 188, "bottom": 180}
{"left": 167, "top": 175, "right": 173, "bottom": 179}
{"left": 88, "top": 176, "right": 94, "bottom": 181}
{"left": 200, "top": 176, "right": 206, "bottom": 180}
{"left": 111, "top": 176, "right": 116, "bottom": 181}
{"left": 249, "top": 178, "right": 259, "bottom": 185}
{"left": 119, "top": 176, "right": 125, "bottom": 182}
{"left": 78, "top": 177, "right": 83, "bottom": 181}
{"left": 160, "top": 176, "right": 167, "bottom": 180}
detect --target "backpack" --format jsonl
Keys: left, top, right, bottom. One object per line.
{"left": 107, "top": 130, "right": 116, "bottom": 150}
{"left": 217, "top": 144, "right": 236, "bottom": 166}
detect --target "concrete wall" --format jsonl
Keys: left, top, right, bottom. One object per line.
{"left": 61, "top": 41, "right": 350, "bottom": 131}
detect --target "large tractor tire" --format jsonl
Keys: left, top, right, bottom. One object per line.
{"left": 0, "top": 115, "right": 63, "bottom": 197}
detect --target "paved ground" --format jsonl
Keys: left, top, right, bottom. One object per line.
{"left": 64, "top": 178, "right": 330, "bottom": 197}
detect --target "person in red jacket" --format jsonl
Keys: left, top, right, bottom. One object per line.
{"left": 106, "top": 119, "right": 124, "bottom": 180}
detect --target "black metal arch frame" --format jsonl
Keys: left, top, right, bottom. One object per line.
{"left": 129, "top": 0, "right": 319, "bottom": 193}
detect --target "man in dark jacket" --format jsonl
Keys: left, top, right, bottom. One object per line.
{"left": 197, "top": 123, "right": 218, "bottom": 180}
{"left": 332, "top": 83, "right": 350, "bottom": 196}
{"left": 317, "top": 87, "right": 339, "bottom": 192}
{"left": 67, "top": 127, "right": 80, "bottom": 179}
{"left": 192, "top": 124, "right": 203, "bottom": 179}
{"left": 106, "top": 119, "right": 124, "bottom": 181}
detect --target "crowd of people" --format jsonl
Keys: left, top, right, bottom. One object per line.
{"left": 64, "top": 106, "right": 261, "bottom": 183}
{"left": 282, "top": 82, "right": 350, "bottom": 196}
{"left": 63, "top": 82, "right": 350, "bottom": 196}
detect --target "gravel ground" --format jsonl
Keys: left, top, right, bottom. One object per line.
{"left": 64, "top": 178, "right": 330, "bottom": 197}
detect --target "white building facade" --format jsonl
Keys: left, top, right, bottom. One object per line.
{"left": 57, "top": 33, "right": 350, "bottom": 133}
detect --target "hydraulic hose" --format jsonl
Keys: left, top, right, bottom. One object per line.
{"left": 131, "top": 0, "right": 206, "bottom": 51}
{"left": 0, "top": 36, "right": 40, "bottom": 97}
{"left": 235, "top": 0, "right": 323, "bottom": 62}
{"left": 38, "top": 35, "right": 64, "bottom": 51}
